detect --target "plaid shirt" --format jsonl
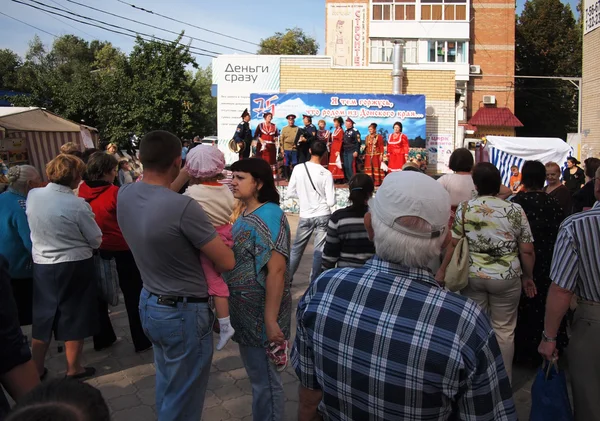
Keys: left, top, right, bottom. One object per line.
{"left": 292, "top": 256, "right": 516, "bottom": 421}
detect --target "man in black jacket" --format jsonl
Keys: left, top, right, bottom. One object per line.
{"left": 233, "top": 109, "right": 253, "bottom": 160}
{"left": 573, "top": 157, "right": 600, "bottom": 213}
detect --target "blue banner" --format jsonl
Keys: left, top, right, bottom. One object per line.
{"left": 249, "top": 93, "right": 426, "bottom": 148}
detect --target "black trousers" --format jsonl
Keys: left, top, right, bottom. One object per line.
{"left": 93, "top": 250, "right": 151, "bottom": 352}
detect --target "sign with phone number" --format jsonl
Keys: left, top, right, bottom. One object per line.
{"left": 585, "top": 0, "right": 600, "bottom": 34}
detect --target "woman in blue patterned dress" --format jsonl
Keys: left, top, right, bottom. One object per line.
{"left": 224, "top": 158, "right": 291, "bottom": 421}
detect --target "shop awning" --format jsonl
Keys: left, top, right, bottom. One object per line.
{"left": 0, "top": 107, "right": 92, "bottom": 132}
{"left": 468, "top": 107, "right": 523, "bottom": 127}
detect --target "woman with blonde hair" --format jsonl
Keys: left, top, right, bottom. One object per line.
{"left": 26, "top": 154, "right": 102, "bottom": 380}
{"left": 0, "top": 165, "right": 42, "bottom": 326}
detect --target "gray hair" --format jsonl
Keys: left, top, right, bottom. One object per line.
{"left": 7, "top": 165, "right": 41, "bottom": 195}
{"left": 371, "top": 214, "right": 446, "bottom": 268}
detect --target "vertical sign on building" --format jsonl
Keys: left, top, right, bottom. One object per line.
{"left": 326, "top": 3, "right": 367, "bottom": 67}
{"left": 584, "top": 0, "right": 600, "bottom": 34}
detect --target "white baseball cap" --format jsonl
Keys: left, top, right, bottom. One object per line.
{"left": 369, "top": 171, "right": 451, "bottom": 239}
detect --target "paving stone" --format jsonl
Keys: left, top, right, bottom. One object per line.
{"left": 130, "top": 374, "right": 156, "bottom": 390}
{"left": 284, "top": 382, "right": 299, "bottom": 402}
{"left": 203, "top": 390, "right": 222, "bottom": 409}
{"left": 214, "top": 355, "right": 245, "bottom": 372}
{"left": 285, "top": 400, "right": 299, "bottom": 419}
{"left": 281, "top": 370, "right": 297, "bottom": 385}
{"left": 124, "top": 363, "right": 155, "bottom": 378}
{"left": 228, "top": 368, "right": 248, "bottom": 380}
{"left": 97, "top": 378, "right": 137, "bottom": 400}
{"left": 202, "top": 406, "right": 232, "bottom": 420}
{"left": 221, "top": 395, "right": 253, "bottom": 418}
{"left": 212, "top": 384, "right": 245, "bottom": 402}
{"left": 112, "top": 405, "right": 155, "bottom": 421}
{"left": 95, "top": 370, "right": 126, "bottom": 385}
{"left": 109, "top": 394, "right": 142, "bottom": 412}
{"left": 136, "top": 387, "right": 155, "bottom": 406}
{"left": 234, "top": 378, "right": 252, "bottom": 394}
{"left": 208, "top": 371, "right": 235, "bottom": 389}
{"left": 94, "top": 358, "right": 124, "bottom": 375}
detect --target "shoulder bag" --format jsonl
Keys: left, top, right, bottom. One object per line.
{"left": 444, "top": 201, "right": 470, "bottom": 292}
{"left": 303, "top": 162, "right": 322, "bottom": 198}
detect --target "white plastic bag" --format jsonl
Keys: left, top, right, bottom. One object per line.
{"left": 380, "top": 161, "right": 388, "bottom": 172}
{"left": 335, "top": 154, "right": 343, "bottom": 169}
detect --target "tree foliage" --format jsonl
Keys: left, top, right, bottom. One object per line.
{"left": 1, "top": 34, "right": 216, "bottom": 148}
{"left": 258, "top": 27, "right": 319, "bottom": 55}
{"left": 515, "top": 0, "right": 582, "bottom": 139}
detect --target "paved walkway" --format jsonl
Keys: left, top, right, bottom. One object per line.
{"left": 32, "top": 214, "right": 536, "bottom": 420}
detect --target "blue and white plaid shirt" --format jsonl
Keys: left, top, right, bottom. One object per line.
{"left": 292, "top": 256, "right": 516, "bottom": 421}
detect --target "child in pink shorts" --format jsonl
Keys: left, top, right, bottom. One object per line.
{"left": 183, "top": 144, "right": 235, "bottom": 350}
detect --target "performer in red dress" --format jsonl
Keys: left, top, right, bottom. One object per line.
{"left": 317, "top": 119, "right": 331, "bottom": 167}
{"left": 327, "top": 117, "right": 345, "bottom": 182}
{"left": 386, "top": 121, "right": 409, "bottom": 172}
{"left": 254, "top": 111, "right": 279, "bottom": 177}
{"left": 364, "top": 123, "right": 385, "bottom": 186}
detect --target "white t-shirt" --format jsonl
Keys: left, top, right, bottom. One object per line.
{"left": 287, "top": 162, "right": 336, "bottom": 218}
{"left": 437, "top": 173, "right": 477, "bottom": 207}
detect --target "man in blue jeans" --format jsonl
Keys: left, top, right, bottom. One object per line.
{"left": 117, "top": 131, "right": 235, "bottom": 421}
{"left": 286, "top": 141, "right": 336, "bottom": 282}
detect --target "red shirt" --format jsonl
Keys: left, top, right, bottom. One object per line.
{"left": 78, "top": 181, "right": 129, "bottom": 251}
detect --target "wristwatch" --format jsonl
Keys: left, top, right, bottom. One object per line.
{"left": 542, "top": 331, "right": 557, "bottom": 342}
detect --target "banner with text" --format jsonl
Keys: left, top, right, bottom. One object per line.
{"left": 585, "top": 0, "right": 600, "bottom": 34}
{"left": 426, "top": 134, "right": 454, "bottom": 173}
{"left": 249, "top": 93, "right": 426, "bottom": 148}
{"left": 326, "top": 3, "right": 368, "bottom": 67}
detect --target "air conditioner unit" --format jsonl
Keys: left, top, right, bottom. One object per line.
{"left": 469, "top": 65, "right": 481, "bottom": 74}
{"left": 483, "top": 95, "right": 496, "bottom": 105}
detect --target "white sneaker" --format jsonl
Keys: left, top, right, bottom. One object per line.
{"left": 216, "top": 326, "right": 235, "bottom": 351}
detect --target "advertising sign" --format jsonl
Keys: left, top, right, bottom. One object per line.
{"left": 326, "top": 3, "right": 367, "bottom": 67}
{"left": 249, "top": 92, "right": 426, "bottom": 150}
{"left": 427, "top": 134, "right": 454, "bottom": 173}
{"left": 585, "top": 0, "right": 600, "bottom": 34}
{"left": 212, "top": 55, "right": 281, "bottom": 160}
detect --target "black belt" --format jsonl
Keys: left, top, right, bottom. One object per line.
{"left": 149, "top": 293, "right": 209, "bottom": 306}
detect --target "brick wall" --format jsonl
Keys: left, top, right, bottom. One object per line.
{"left": 468, "top": 1, "right": 515, "bottom": 117}
{"left": 280, "top": 65, "right": 456, "bottom": 142}
{"left": 582, "top": 28, "right": 600, "bottom": 154}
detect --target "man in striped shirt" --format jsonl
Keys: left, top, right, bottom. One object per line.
{"left": 539, "top": 166, "right": 600, "bottom": 421}
{"left": 293, "top": 171, "right": 516, "bottom": 421}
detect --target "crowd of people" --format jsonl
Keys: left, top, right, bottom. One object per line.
{"left": 1, "top": 128, "right": 599, "bottom": 421}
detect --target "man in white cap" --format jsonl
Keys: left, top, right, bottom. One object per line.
{"left": 292, "top": 171, "right": 516, "bottom": 421}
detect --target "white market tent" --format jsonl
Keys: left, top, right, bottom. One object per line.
{"left": 482, "top": 136, "right": 572, "bottom": 185}
{"left": 0, "top": 107, "right": 98, "bottom": 179}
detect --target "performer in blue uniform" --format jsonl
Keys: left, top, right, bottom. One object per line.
{"left": 233, "top": 109, "right": 253, "bottom": 160}
{"left": 342, "top": 118, "right": 361, "bottom": 181}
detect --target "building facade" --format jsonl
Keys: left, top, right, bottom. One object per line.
{"left": 582, "top": 0, "right": 600, "bottom": 154}
{"left": 324, "top": 0, "right": 520, "bottom": 141}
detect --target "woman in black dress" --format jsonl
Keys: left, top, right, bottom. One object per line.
{"left": 512, "top": 160, "right": 568, "bottom": 366}
{"left": 562, "top": 157, "right": 585, "bottom": 196}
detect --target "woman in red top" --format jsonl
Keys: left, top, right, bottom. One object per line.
{"left": 254, "top": 112, "right": 279, "bottom": 177}
{"left": 328, "top": 117, "right": 345, "bottom": 182}
{"left": 78, "top": 152, "right": 151, "bottom": 353}
{"left": 363, "top": 123, "right": 385, "bottom": 186}
{"left": 317, "top": 119, "right": 331, "bottom": 167}
{"left": 386, "top": 121, "right": 410, "bottom": 172}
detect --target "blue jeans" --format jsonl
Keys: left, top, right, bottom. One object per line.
{"left": 289, "top": 215, "right": 329, "bottom": 283}
{"left": 284, "top": 150, "right": 298, "bottom": 166}
{"left": 343, "top": 150, "right": 355, "bottom": 181}
{"left": 239, "top": 344, "right": 284, "bottom": 421}
{"left": 139, "top": 288, "right": 214, "bottom": 421}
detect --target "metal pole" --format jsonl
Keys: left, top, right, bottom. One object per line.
{"left": 578, "top": 79, "right": 583, "bottom": 134}
{"left": 392, "top": 40, "right": 404, "bottom": 94}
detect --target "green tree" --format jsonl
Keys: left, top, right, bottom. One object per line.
{"left": 258, "top": 27, "right": 319, "bottom": 55}
{"left": 515, "top": 0, "right": 582, "bottom": 139}
{"left": 0, "top": 49, "right": 22, "bottom": 90}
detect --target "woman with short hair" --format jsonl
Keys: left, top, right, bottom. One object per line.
{"left": 436, "top": 162, "right": 535, "bottom": 382}
{"left": 562, "top": 156, "right": 585, "bottom": 195}
{"left": 223, "top": 158, "right": 291, "bottom": 420}
{"left": 437, "top": 148, "right": 476, "bottom": 227}
{"left": 544, "top": 161, "right": 572, "bottom": 216}
{"left": 0, "top": 165, "right": 43, "bottom": 326}
{"left": 79, "top": 152, "right": 151, "bottom": 353}
{"left": 26, "top": 154, "right": 102, "bottom": 380}
{"left": 363, "top": 123, "right": 385, "bottom": 186}
{"left": 322, "top": 173, "right": 375, "bottom": 270}
{"left": 511, "top": 160, "right": 567, "bottom": 365}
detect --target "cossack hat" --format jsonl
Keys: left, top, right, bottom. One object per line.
{"left": 302, "top": 114, "right": 312, "bottom": 121}
{"left": 346, "top": 117, "right": 355, "bottom": 124}
{"left": 241, "top": 108, "right": 250, "bottom": 119}
{"left": 286, "top": 114, "right": 296, "bottom": 120}
{"left": 369, "top": 171, "right": 450, "bottom": 239}
{"left": 184, "top": 144, "right": 225, "bottom": 179}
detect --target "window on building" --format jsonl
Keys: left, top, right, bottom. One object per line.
{"left": 427, "top": 40, "right": 466, "bottom": 63}
{"left": 370, "top": 40, "right": 418, "bottom": 64}
{"left": 373, "top": 0, "right": 416, "bottom": 21}
{"left": 421, "top": 0, "right": 467, "bottom": 21}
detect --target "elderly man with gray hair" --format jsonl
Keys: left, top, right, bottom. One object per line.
{"left": 292, "top": 171, "right": 516, "bottom": 421}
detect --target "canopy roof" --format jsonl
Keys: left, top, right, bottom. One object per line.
{"left": 0, "top": 107, "right": 96, "bottom": 132}
{"left": 469, "top": 107, "right": 523, "bottom": 127}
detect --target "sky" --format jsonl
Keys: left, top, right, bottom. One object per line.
{"left": 0, "top": 0, "right": 579, "bottom": 67}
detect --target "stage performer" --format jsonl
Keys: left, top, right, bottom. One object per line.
{"left": 233, "top": 108, "right": 253, "bottom": 160}
{"left": 254, "top": 112, "right": 279, "bottom": 178}
{"left": 316, "top": 119, "right": 331, "bottom": 167}
{"left": 298, "top": 115, "right": 317, "bottom": 164}
{"left": 328, "top": 117, "right": 345, "bottom": 183}
{"left": 280, "top": 114, "right": 300, "bottom": 180}
{"left": 342, "top": 118, "right": 361, "bottom": 182}
{"left": 364, "top": 123, "right": 385, "bottom": 186}
{"left": 386, "top": 121, "right": 409, "bottom": 172}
